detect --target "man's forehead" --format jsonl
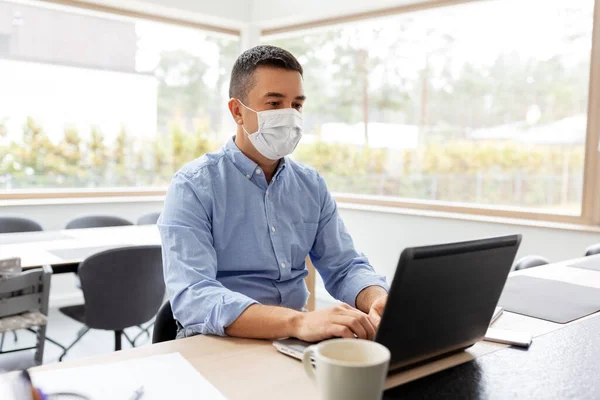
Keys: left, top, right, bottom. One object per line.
{"left": 250, "top": 67, "right": 304, "bottom": 97}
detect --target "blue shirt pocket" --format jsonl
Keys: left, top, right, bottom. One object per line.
{"left": 290, "top": 222, "right": 319, "bottom": 269}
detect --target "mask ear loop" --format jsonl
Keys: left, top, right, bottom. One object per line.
{"left": 235, "top": 98, "right": 258, "bottom": 136}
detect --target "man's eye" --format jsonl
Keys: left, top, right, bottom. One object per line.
{"left": 293, "top": 104, "right": 303, "bottom": 110}
{"left": 268, "top": 102, "right": 280, "bottom": 106}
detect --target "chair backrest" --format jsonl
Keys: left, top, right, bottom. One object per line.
{"left": 65, "top": 215, "right": 133, "bottom": 230}
{"left": 585, "top": 243, "right": 600, "bottom": 257}
{"left": 152, "top": 301, "right": 178, "bottom": 343}
{"left": 0, "top": 216, "right": 43, "bottom": 234}
{"left": 0, "top": 265, "right": 52, "bottom": 319}
{"left": 78, "top": 245, "right": 165, "bottom": 330}
{"left": 137, "top": 212, "right": 161, "bottom": 225}
{"left": 513, "top": 255, "right": 550, "bottom": 271}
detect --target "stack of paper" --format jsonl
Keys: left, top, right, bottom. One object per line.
{"left": 31, "top": 353, "right": 226, "bottom": 399}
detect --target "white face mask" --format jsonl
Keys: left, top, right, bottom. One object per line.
{"left": 238, "top": 100, "right": 303, "bottom": 160}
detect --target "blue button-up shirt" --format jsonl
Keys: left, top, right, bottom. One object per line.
{"left": 158, "top": 137, "right": 388, "bottom": 337}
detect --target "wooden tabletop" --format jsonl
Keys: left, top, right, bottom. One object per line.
{"left": 31, "top": 256, "right": 600, "bottom": 399}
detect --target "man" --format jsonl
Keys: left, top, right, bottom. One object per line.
{"left": 159, "top": 45, "right": 388, "bottom": 342}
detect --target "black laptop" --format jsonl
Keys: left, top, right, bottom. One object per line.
{"left": 274, "top": 234, "right": 522, "bottom": 372}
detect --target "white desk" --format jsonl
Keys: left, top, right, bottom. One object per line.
{"left": 0, "top": 225, "right": 161, "bottom": 271}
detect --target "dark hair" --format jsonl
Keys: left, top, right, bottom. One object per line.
{"left": 229, "top": 45, "right": 303, "bottom": 102}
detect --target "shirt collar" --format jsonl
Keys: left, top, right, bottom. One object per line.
{"left": 224, "top": 136, "right": 287, "bottom": 180}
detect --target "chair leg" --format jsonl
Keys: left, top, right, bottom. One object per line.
{"left": 115, "top": 330, "right": 122, "bottom": 351}
{"left": 34, "top": 325, "right": 47, "bottom": 365}
{"left": 26, "top": 327, "right": 68, "bottom": 353}
{"left": 122, "top": 330, "right": 136, "bottom": 348}
{"left": 0, "top": 333, "right": 5, "bottom": 352}
{"left": 12, "top": 331, "right": 18, "bottom": 343}
{"left": 59, "top": 326, "right": 91, "bottom": 362}
{"left": 131, "top": 322, "right": 154, "bottom": 347}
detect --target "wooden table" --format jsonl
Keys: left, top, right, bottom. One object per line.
{"left": 31, "top": 257, "right": 600, "bottom": 400}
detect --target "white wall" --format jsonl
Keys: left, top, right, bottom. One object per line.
{"left": 0, "top": 198, "right": 163, "bottom": 230}
{"left": 2, "top": 199, "right": 599, "bottom": 306}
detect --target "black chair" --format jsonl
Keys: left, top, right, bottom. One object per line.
{"left": 58, "top": 246, "right": 165, "bottom": 360}
{"left": 585, "top": 243, "right": 600, "bottom": 257}
{"left": 0, "top": 216, "right": 43, "bottom": 348}
{"left": 137, "top": 212, "right": 161, "bottom": 225}
{"left": 65, "top": 215, "right": 133, "bottom": 230}
{"left": 152, "top": 301, "right": 178, "bottom": 344}
{"left": 0, "top": 216, "right": 43, "bottom": 234}
{"left": 513, "top": 255, "right": 550, "bottom": 271}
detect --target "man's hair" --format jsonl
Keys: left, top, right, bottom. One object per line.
{"left": 229, "top": 45, "right": 303, "bottom": 102}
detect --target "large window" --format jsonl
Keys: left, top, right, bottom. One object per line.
{"left": 265, "top": 0, "right": 595, "bottom": 216}
{"left": 0, "top": 0, "right": 238, "bottom": 192}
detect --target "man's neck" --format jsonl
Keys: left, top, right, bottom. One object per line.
{"left": 234, "top": 134, "right": 279, "bottom": 184}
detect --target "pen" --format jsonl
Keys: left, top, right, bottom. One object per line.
{"left": 128, "top": 385, "right": 144, "bottom": 400}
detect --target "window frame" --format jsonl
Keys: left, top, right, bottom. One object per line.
{"left": 1, "top": 0, "right": 599, "bottom": 227}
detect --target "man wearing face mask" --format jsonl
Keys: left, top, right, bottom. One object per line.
{"left": 159, "top": 45, "right": 389, "bottom": 342}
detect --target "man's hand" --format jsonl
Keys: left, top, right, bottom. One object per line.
{"left": 356, "top": 286, "right": 388, "bottom": 327}
{"left": 368, "top": 294, "right": 388, "bottom": 326}
{"left": 292, "top": 303, "right": 377, "bottom": 342}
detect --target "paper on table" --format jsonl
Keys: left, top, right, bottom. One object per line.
{"left": 30, "top": 353, "right": 226, "bottom": 400}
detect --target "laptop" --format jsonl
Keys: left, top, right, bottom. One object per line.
{"left": 274, "top": 235, "right": 521, "bottom": 373}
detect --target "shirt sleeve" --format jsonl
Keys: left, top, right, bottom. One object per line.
{"left": 309, "top": 174, "right": 389, "bottom": 308}
{"left": 158, "top": 173, "right": 257, "bottom": 337}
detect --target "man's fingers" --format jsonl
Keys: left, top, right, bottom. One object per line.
{"left": 333, "top": 316, "right": 368, "bottom": 339}
{"left": 327, "top": 324, "right": 355, "bottom": 339}
{"left": 334, "top": 305, "right": 377, "bottom": 340}
{"left": 369, "top": 312, "right": 382, "bottom": 328}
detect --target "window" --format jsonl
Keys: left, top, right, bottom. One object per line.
{"left": 0, "top": 0, "right": 238, "bottom": 191}
{"left": 265, "top": 0, "right": 595, "bottom": 216}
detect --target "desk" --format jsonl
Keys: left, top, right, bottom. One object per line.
{"left": 31, "top": 257, "right": 600, "bottom": 399}
{"left": 385, "top": 313, "right": 600, "bottom": 399}
{"left": 0, "top": 225, "right": 161, "bottom": 272}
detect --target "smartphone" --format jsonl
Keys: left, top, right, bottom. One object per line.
{"left": 484, "top": 328, "right": 532, "bottom": 348}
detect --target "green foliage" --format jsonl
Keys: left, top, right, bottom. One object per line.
{"left": 417, "top": 142, "right": 583, "bottom": 175}
{"left": 169, "top": 123, "right": 218, "bottom": 171}
{"left": 19, "top": 117, "right": 56, "bottom": 175}
{"left": 56, "top": 126, "right": 83, "bottom": 178}
{"left": 295, "top": 141, "right": 387, "bottom": 176}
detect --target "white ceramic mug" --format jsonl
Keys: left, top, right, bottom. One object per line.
{"left": 303, "top": 339, "right": 390, "bottom": 400}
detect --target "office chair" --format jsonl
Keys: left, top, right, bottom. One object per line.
{"left": 65, "top": 215, "right": 133, "bottom": 230}
{"left": 137, "top": 212, "right": 161, "bottom": 225}
{"left": 58, "top": 246, "right": 165, "bottom": 360}
{"left": 0, "top": 216, "right": 44, "bottom": 349}
{"left": 64, "top": 214, "right": 159, "bottom": 343}
{"left": 584, "top": 243, "right": 600, "bottom": 257}
{"left": 513, "top": 255, "right": 550, "bottom": 271}
{"left": 152, "top": 301, "right": 178, "bottom": 344}
{"left": 0, "top": 216, "right": 43, "bottom": 233}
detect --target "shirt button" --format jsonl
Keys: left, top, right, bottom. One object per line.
{"left": 256, "top": 168, "right": 262, "bottom": 174}
{"left": 266, "top": 191, "right": 269, "bottom": 196}
{"left": 271, "top": 226, "right": 276, "bottom": 232}
{"left": 281, "top": 262, "right": 286, "bottom": 268}
{"left": 246, "top": 174, "right": 250, "bottom": 179}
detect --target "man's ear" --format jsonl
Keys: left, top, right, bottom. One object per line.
{"left": 228, "top": 98, "right": 243, "bottom": 126}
